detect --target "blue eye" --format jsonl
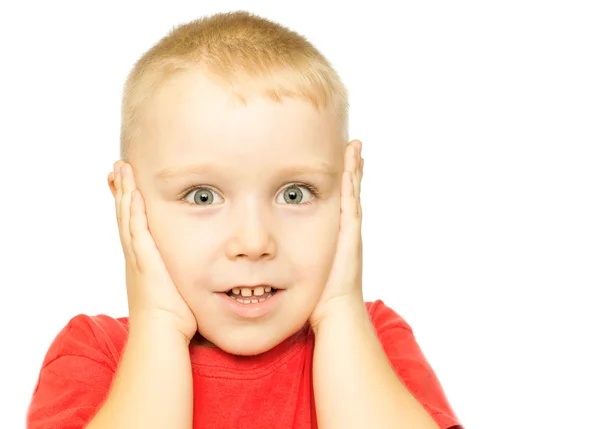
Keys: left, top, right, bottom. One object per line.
{"left": 183, "top": 187, "right": 224, "bottom": 206}
{"left": 276, "top": 184, "right": 318, "bottom": 205}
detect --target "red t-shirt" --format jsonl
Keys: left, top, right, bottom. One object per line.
{"left": 27, "top": 300, "right": 462, "bottom": 429}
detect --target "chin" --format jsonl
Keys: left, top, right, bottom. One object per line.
{"left": 206, "top": 317, "right": 308, "bottom": 356}
{"left": 217, "top": 336, "right": 280, "bottom": 356}
{"left": 212, "top": 326, "right": 291, "bottom": 356}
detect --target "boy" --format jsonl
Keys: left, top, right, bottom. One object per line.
{"left": 27, "top": 11, "right": 462, "bottom": 429}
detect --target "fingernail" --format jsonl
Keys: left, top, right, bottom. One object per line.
{"left": 357, "top": 141, "right": 362, "bottom": 153}
{"left": 120, "top": 164, "right": 126, "bottom": 178}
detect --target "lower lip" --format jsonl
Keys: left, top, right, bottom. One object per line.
{"left": 216, "top": 290, "right": 284, "bottom": 319}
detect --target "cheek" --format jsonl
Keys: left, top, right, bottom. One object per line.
{"left": 289, "top": 211, "right": 340, "bottom": 284}
{"left": 145, "top": 205, "right": 213, "bottom": 287}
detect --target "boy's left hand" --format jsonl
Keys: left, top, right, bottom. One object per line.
{"left": 309, "top": 140, "right": 364, "bottom": 330}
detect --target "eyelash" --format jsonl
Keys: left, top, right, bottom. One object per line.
{"left": 178, "top": 182, "right": 322, "bottom": 207}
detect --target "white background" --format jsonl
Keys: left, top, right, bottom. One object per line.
{"left": 1, "top": 1, "right": 598, "bottom": 428}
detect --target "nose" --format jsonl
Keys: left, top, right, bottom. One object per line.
{"left": 225, "top": 206, "right": 276, "bottom": 261}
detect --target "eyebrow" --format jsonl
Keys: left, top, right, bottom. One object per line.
{"left": 155, "top": 163, "right": 340, "bottom": 180}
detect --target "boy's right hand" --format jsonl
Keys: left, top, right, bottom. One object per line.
{"left": 111, "top": 161, "right": 197, "bottom": 342}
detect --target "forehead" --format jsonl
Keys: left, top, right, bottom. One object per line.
{"left": 136, "top": 71, "right": 343, "bottom": 171}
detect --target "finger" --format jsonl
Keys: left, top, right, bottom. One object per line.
{"left": 360, "top": 157, "right": 364, "bottom": 175}
{"left": 348, "top": 141, "right": 362, "bottom": 219}
{"left": 342, "top": 143, "right": 358, "bottom": 218}
{"left": 332, "top": 170, "right": 362, "bottom": 282}
{"left": 114, "top": 161, "right": 131, "bottom": 259}
{"left": 357, "top": 141, "right": 363, "bottom": 185}
{"left": 353, "top": 141, "right": 362, "bottom": 204}
{"left": 341, "top": 169, "right": 360, "bottom": 226}
{"left": 119, "top": 163, "right": 136, "bottom": 264}
{"left": 345, "top": 141, "right": 360, "bottom": 197}
{"left": 344, "top": 141, "right": 358, "bottom": 173}
{"left": 358, "top": 157, "right": 363, "bottom": 202}
{"left": 358, "top": 163, "right": 363, "bottom": 220}
{"left": 347, "top": 167, "right": 363, "bottom": 264}
{"left": 129, "top": 188, "right": 163, "bottom": 274}
{"left": 356, "top": 142, "right": 363, "bottom": 220}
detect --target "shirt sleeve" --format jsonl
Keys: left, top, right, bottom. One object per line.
{"left": 366, "top": 300, "right": 463, "bottom": 429}
{"left": 26, "top": 314, "right": 123, "bottom": 429}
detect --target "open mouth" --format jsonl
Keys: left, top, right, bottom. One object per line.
{"left": 225, "top": 286, "right": 278, "bottom": 304}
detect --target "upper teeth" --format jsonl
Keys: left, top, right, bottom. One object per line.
{"left": 231, "top": 286, "right": 273, "bottom": 296}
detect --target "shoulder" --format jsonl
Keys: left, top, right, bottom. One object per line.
{"left": 364, "top": 300, "right": 462, "bottom": 429}
{"left": 27, "top": 314, "right": 130, "bottom": 428}
{"left": 363, "top": 299, "right": 420, "bottom": 359}
{"left": 40, "top": 313, "right": 130, "bottom": 371}
{"left": 365, "top": 299, "right": 413, "bottom": 333}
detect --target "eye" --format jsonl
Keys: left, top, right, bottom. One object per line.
{"left": 183, "top": 187, "right": 224, "bottom": 206}
{"left": 276, "top": 183, "right": 318, "bottom": 205}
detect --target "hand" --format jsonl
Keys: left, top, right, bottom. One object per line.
{"left": 111, "top": 161, "right": 197, "bottom": 342}
{"left": 309, "top": 140, "right": 364, "bottom": 330}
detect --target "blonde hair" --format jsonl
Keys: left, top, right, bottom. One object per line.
{"left": 120, "top": 10, "right": 349, "bottom": 160}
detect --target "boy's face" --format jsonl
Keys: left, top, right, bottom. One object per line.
{"left": 128, "top": 71, "right": 345, "bottom": 355}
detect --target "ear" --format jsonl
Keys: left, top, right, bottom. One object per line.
{"left": 107, "top": 170, "right": 117, "bottom": 198}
